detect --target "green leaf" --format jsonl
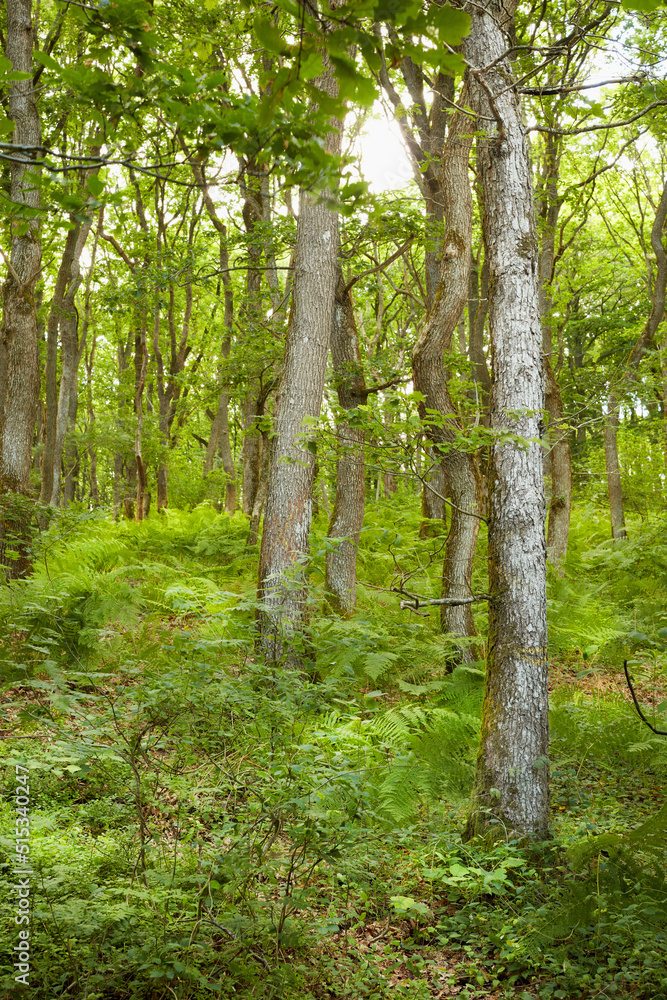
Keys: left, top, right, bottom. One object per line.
{"left": 621, "top": 0, "right": 663, "bottom": 9}
{"left": 255, "top": 16, "right": 288, "bottom": 54}
{"left": 431, "top": 4, "right": 471, "bottom": 44}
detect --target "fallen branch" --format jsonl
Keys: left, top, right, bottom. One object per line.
{"left": 624, "top": 660, "right": 667, "bottom": 736}
{"left": 399, "top": 591, "right": 492, "bottom": 612}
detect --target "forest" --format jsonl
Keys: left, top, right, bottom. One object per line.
{"left": 1, "top": 0, "right": 667, "bottom": 997}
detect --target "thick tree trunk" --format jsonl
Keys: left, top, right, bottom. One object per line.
{"left": 604, "top": 179, "right": 667, "bottom": 540}
{"left": 464, "top": 0, "right": 549, "bottom": 841}
{"left": 325, "top": 267, "right": 367, "bottom": 616}
{"left": 411, "top": 99, "right": 483, "bottom": 664}
{"left": 0, "top": 0, "right": 42, "bottom": 577}
{"left": 257, "top": 21, "right": 342, "bottom": 663}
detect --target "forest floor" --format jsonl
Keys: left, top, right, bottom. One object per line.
{"left": 0, "top": 502, "right": 666, "bottom": 1000}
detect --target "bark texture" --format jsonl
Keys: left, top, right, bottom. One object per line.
{"left": 604, "top": 179, "right": 667, "bottom": 540}
{"left": 411, "top": 100, "right": 482, "bottom": 663}
{"left": 464, "top": 0, "right": 549, "bottom": 840}
{"left": 325, "top": 267, "right": 367, "bottom": 616}
{"left": 257, "top": 17, "right": 342, "bottom": 663}
{"left": 0, "top": 0, "right": 42, "bottom": 577}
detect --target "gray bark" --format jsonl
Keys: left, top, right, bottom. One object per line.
{"left": 325, "top": 266, "right": 367, "bottom": 616}
{"left": 464, "top": 0, "right": 549, "bottom": 840}
{"left": 0, "top": 0, "right": 42, "bottom": 577}
{"left": 257, "top": 19, "right": 342, "bottom": 663}
{"left": 411, "top": 99, "right": 483, "bottom": 664}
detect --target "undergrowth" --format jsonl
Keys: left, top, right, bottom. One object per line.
{"left": 0, "top": 503, "right": 666, "bottom": 999}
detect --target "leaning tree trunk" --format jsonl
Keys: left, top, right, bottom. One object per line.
{"left": 325, "top": 265, "right": 367, "bottom": 616}
{"left": 464, "top": 0, "right": 549, "bottom": 841}
{"left": 604, "top": 179, "right": 667, "bottom": 541}
{"left": 257, "top": 19, "right": 342, "bottom": 664}
{"left": 0, "top": 0, "right": 42, "bottom": 577}
{"left": 411, "top": 98, "right": 483, "bottom": 664}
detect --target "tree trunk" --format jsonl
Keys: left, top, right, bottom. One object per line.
{"left": 604, "top": 179, "right": 667, "bottom": 540}
{"left": 325, "top": 266, "right": 367, "bottom": 616}
{"left": 0, "top": 0, "right": 42, "bottom": 577}
{"left": 411, "top": 98, "right": 483, "bottom": 664}
{"left": 204, "top": 237, "right": 236, "bottom": 513}
{"left": 538, "top": 131, "right": 572, "bottom": 565}
{"left": 246, "top": 430, "right": 270, "bottom": 548}
{"left": 419, "top": 449, "right": 447, "bottom": 535}
{"left": 49, "top": 272, "right": 82, "bottom": 505}
{"left": 464, "top": 0, "right": 549, "bottom": 841}
{"left": 257, "top": 19, "right": 342, "bottom": 664}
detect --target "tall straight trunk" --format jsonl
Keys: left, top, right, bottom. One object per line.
{"left": 325, "top": 266, "right": 367, "bottom": 616}
{"left": 464, "top": 0, "right": 549, "bottom": 840}
{"left": 257, "top": 16, "right": 342, "bottom": 663}
{"left": 40, "top": 226, "right": 80, "bottom": 504}
{"left": 62, "top": 379, "right": 79, "bottom": 506}
{"left": 134, "top": 304, "right": 149, "bottom": 521}
{"left": 412, "top": 98, "right": 482, "bottom": 664}
{"left": 538, "top": 132, "right": 572, "bottom": 564}
{"left": 49, "top": 279, "right": 81, "bottom": 506}
{"left": 85, "top": 331, "right": 99, "bottom": 506}
{"left": 0, "top": 0, "right": 41, "bottom": 577}
{"left": 246, "top": 430, "right": 270, "bottom": 548}
{"left": 49, "top": 217, "right": 98, "bottom": 506}
{"left": 113, "top": 333, "right": 133, "bottom": 518}
{"left": 604, "top": 179, "right": 667, "bottom": 540}
{"left": 183, "top": 153, "right": 239, "bottom": 515}
{"left": 204, "top": 237, "right": 236, "bottom": 513}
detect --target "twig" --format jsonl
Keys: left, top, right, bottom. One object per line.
{"left": 342, "top": 237, "right": 414, "bottom": 296}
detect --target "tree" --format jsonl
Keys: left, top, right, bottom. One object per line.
{"left": 257, "top": 10, "right": 343, "bottom": 663}
{"left": 0, "top": 0, "right": 42, "bottom": 576}
{"left": 464, "top": 0, "right": 549, "bottom": 840}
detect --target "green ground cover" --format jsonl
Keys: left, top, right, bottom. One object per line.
{"left": 0, "top": 502, "right": 666, "bottom": 1000}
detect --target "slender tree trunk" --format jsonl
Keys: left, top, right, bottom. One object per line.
{"left": 464, "top": 0, "right": 549, "bottom": 841}
{"left": 604, "top": 179, "right": 667, "bottom": 540}
{"left": 40, "top": 226, "right": 80, "bottom": 503}
{"left": 325, "top": 266, "right": 367, "bottom": 615}
{"left": 204, "top": 236, "right": 236, "bottom": 512}
{"left": 246, "top": 431, "right": 270, "bottom": 548}
{"left": 134, "top": 305, "right": 148, "bottom": 522}
{"left": 538, "top": 132, "right": 572, "bottom": 565}
{"left": 0, "top": 0, "right": 42, "bottom": 577}
{"left": 420, "top": 449, "right": 447, "bottom": 535}
{"left": 62, "top": 378, "right": 79, "bottom": 506}
{"left": 411, "top": 98, "right": 483, "bottom": 664}
{"left": 257, "top": 18, "right": 342, "bottom": 663}
{"left": 86, "top": 333, "right": 99, "bottom": 506}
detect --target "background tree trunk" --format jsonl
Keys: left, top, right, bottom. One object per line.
{"left": 465, "top": 0, "right": 550, "bottom": 841}
{"left": 411, "top": 100, "right": 483, "bottom": 664}
{"left": 604, "top": 179, "right": 667, "bottom": 540}
{"left": 325, "top": 266, "right": 367, "bottom": 616}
